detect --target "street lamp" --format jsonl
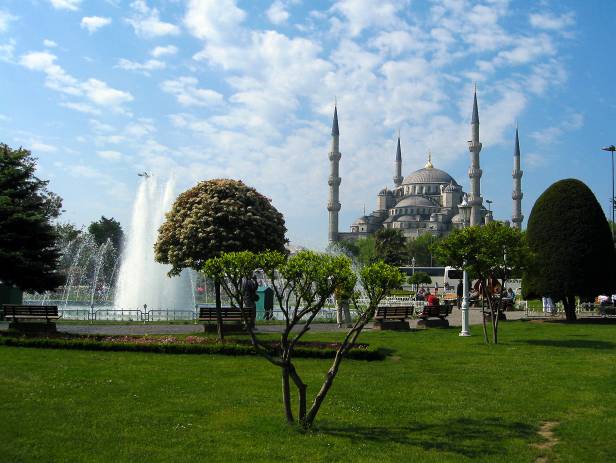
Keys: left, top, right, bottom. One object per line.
{"left": 458, "top": 198, "right": 472, "bottom": 337}
{"left": 486, "top": 199, "right": 492, "bottom": 212}
{"left": 601, "top": 145, "right": 615, "bottom": 237}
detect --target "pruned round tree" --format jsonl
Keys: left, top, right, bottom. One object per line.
{"left": 524, "top": 178, "right": 616, "bottom": 321}
{"left": 154, "top": 179, "right": 287, "bottom": 275}
{"left": 0, "top": 144, "right": 63, "bottom": 293}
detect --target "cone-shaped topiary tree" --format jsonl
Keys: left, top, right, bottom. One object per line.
{"left": 524, "top": 178, "right": 616, "bottom": 321}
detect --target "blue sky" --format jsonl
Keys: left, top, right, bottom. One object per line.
{"left": 1, "top": 0, "right": 615, "bottom": 249}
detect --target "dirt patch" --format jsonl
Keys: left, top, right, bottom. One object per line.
{"left": 532, "top": 421, "right": 559, "bottom": 462}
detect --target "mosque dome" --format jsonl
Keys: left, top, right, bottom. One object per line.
{"left": 402, "top": 167, "right": 458, "bottom": 186}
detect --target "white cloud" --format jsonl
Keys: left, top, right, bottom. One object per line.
{"left": 150, "top": 45, "right": 177, "bottom": 57}
{"left": 82, "top": 78, "right": 133, "bottom": 106}
{"left": 61, "top": 101, "right": 102, "bottom": 115}
{"left": 80, "top": 16, "right": 112, "bottom": 33}
{"left": 530, "top": 12, "right": 575, "bottom": 31}
{"left": 97, "top": 150, "right": 123, "bottom": 161}
{"left": 20, "top": 51, "right": 133, "bottom": 110}
{"left": 184, "top": 0, "right": 246, "bottom": 43}
{"left": 116, "top": 58, "right": 165, "bottom": 73}
{"left": 332, "top": 0, "right": 405, "bottom": 37}
{"left": 0, "top": 39, "right": 15, "bottom": 62}
{"left": 43, "top": 39, "right": 58, "bottom": 48}
{"left": 29, "top": 140, "right": 58, "bottom": 153}
{"left": 161, "top": 77, "right": 224, "bottom": 107}
{"left": 530, "top": 112, "right": 584, "bottom": 145}
{"left": 49, "top": 0, "right": 82, "bottom": 11}
{"left": 0, "top": 10, "right": 17, "bottom": 33}
{"left": 127, "top": 0, "right": 180, "bottom": 39}
{"left": 267, "top": 1, "right": 289, "bottom": 25}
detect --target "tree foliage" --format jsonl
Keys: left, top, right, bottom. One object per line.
{"left": 88, "top": 216, "right": 124, "bottom": 250}
{"left": 408, "top": 271, "right": 432, "bottom": 288}
{"left": 374, "top": 228, "right": 407, "bottom": 265}
{"left": 406, "top": 233, "right": 442, "bottom": 266}
{"left": 524, "top": 179, "right": 616, "bottom": 320}
{"left": 154, "top": 179, "right": 287, "bottom": 275}
{"left": 434, "top": 222, "right": 529, "bottom": 343}
{"left": 0, "top": 144, "right": 63, "bottom": 292}
{"left": 203, "top": 250, "right": 403, "bottom": 428}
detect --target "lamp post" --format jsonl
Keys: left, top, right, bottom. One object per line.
{"left": 601, "top": 145, "right": 615, "bottom": 238}
{"left": 458, "top": 199, "right": 472, "bottom": 337}
{"left": 486, "top": 199, "right": 492, "bottom": 212}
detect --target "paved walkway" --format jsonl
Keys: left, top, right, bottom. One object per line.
{"left": 0, "top": 308, "right": 535, "bottom": 335}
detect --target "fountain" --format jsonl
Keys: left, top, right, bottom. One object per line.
{"left": 114, "top": 177, "right": 194, "bottom": 315}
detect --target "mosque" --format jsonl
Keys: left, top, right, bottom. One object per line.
{"left": 326, "top": 89, "right": 524, "bottom": 243}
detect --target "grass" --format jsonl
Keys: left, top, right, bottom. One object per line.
{"left": 1, "top": 321, "right": 616, "bottom": 462}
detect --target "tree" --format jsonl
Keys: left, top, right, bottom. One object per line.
{"left": 0, "top": 144, "right": 63, "bottom": 292}
{"left": 434, "top": 222, "right": 529, "bottom": 343}
{"left": 88, "top": 216, "right": 124, "bottom": 251}
{"left": 406, "top": 233, "right": 442, "bottom": 266}
{"left": 54, "top": 222, "right": 82, "bottom": 246}
{"left": 374, "top": 228, "right": 408, "bottom": 265}
{"left": 203, "top": 250, "right": 403, "bottom": 428}
{"left": 154, "top": 179, "right": 287, "bottom": 339}
{"left": 524, "top": 179, "right": 616, "bottom": 321}
{"left": 328, "top": 236, "right": 376, "bottom": 267}
{"left": 408, "top": 271, "right": 431, "bottom": 291}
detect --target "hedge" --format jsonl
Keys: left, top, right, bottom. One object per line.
{"left": 0, "top": 336, "right": 385, "bottom": 361}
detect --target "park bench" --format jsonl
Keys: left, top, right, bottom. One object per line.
{"left": 198, "top": 305, "right": 255, "bottom": 332}
{"left": 1, "top": 304, "right": 59, "bottom": 332}
{"left": 373, "top": 306, "right": 412, "bottom": 330}
{"left": 416, "top": 303, "right": 452, "bottom": 320}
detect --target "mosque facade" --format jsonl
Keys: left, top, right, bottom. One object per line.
{"left": 326, "top": 90, "right": 523, "bottom": 244}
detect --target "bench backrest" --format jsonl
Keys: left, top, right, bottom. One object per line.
{"left": 375, "top": 306, "right": 410, "bottom": 318}
{"left": 2, "top": 305, "right": 59, "bottom": 317}
{"left": 198, "top": 306, "right": 255, "bottom": 321}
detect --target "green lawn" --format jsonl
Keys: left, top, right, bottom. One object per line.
{"left": 1, "top": 321, "right": 616, "bottom": 462}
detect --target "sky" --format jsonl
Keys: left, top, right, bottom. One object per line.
{"left": 1, "top": 0, "right": 615, "bottom": 249}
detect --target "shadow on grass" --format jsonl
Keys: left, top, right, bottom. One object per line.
{"left": 516, "top": 339, "right": 616, "bottom": 350}
{"left": 318, "top": 417, "right": 534, "bottom": 458}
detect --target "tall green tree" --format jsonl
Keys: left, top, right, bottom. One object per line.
{"left": 374, "top": 228, "right": 408, "bottom": 265}
{"left": 524, "top": 179, "right": 616, "bottom": 321}
{"left": 0, "top": 144, "right": 63, "bottom": 292}
{"left": 406, "top": 233, "right": 441, "bottom": 266}
{"left": 88, "top": 216, "right": 124, "bottom": 250}
{"left": 434, "top": 222, "right": 529, "bottom": 343}
{"left": 155, "top": 179, "right": 287, "bottom": 339}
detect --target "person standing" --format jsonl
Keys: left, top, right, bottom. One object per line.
{"left": 456, "top": 280, "right": 463, "bottom": 309}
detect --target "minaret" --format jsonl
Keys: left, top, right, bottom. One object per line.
{"left": 327, "top": 105, "right": 342, "bottom": 244}
{"left": 467, "top": 86, "right": 483, "bottom": 226}
{"left": 393, "top": 133, "right": 402, "bottom": 187}
{"left": 512, "top": 126, "right": 524, "bottom": 229}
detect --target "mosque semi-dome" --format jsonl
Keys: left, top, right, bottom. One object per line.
{"left": 394, "top": 195, "right": 437, "bottom": 208}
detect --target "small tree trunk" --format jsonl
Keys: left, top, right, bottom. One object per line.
{"left": 480, "top": 286, "right": 489, "bottom": 344}
{"left": 563, "top": 295, "right": 577, "bottom": 321}
{"left": 288, "top": 363, "right": 307, "bottom": 424}
{"left": 282, "top": 366, "right": 294, "bottom": 424}
{"left": 215, "top": 279, "right": 224, "bottom": 342}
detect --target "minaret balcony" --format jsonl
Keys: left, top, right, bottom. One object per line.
{"left": 512, "top": 214, "right": 524, "bottom": 222}
{"left": 329, "top": 152, "right": 341, "bottom": 162}
{"left": 467, "top": 141, "right": 482, "bottom": 152}
{"left": 328, "top": 176, "right": 341, "bottom": 187}
{"left": 468, "top": 167, "right": 483, "bottom": 179}
{"left": 512, "top": 170, "right": 523, "bottom": 179}
{"left": 512, "top": 191, "right": 523, "bottom": 200}
{"left": 327, "top": 202, "right": 341, "bottom": 212}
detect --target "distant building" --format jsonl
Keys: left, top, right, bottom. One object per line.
{"left": 327, "top": 89, "right": 523, "bottom": 243}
